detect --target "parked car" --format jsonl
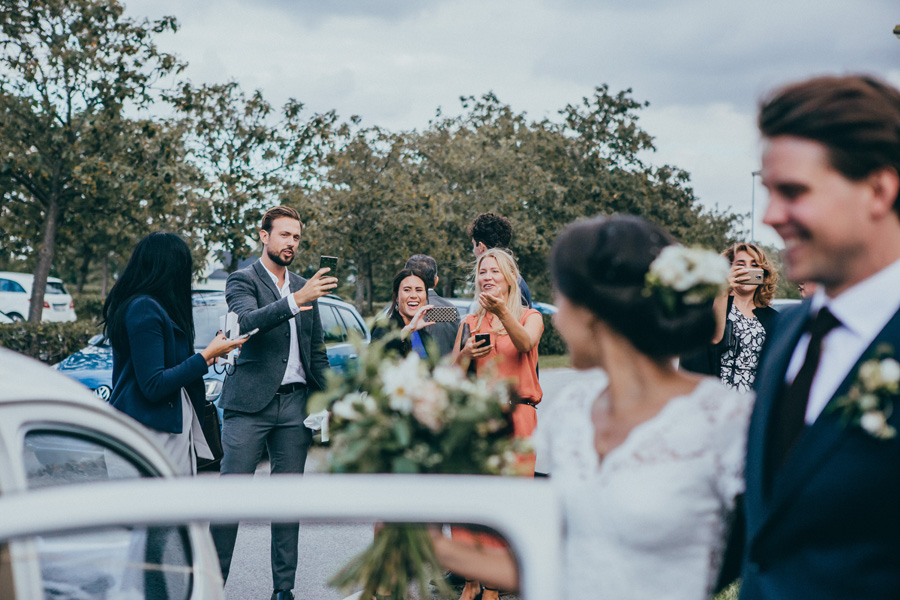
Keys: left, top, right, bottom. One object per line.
{"left": 0, "top": 310, "right": 13, "bottom": 324}
{"left": 771, "top": 298, "right": 802, "bottom": 311}
{"left": 0, "top": 348, "right": 560, "bottom": 600}
{"left": 54, "top": 293, "right": 369, "bottom": 403}
{"left": 0, "top": 347, "right": 223, "bottom": 599}
{"left": 0, "top": 271, "right": 76, "bottom": 322}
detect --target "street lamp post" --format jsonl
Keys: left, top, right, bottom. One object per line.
{"left": 751, "top": 170, "right": 761, "bottom": 242}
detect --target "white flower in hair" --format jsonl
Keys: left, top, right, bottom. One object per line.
{"left": 644, "top": 246, "right": 730, "bottom": 313}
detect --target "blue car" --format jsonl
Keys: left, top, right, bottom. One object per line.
{"left": 55, "top": 292, "right": 370, "bottom": 405}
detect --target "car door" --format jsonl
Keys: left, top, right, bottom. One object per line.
{"left": 0, "top": 278, "right": 28, "bottom": 320}
{"left": 0, "top": 401, "right": 221, "bottom": 600}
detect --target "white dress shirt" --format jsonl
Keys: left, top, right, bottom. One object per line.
{"left": 261, "top": 262, "right": 306, "bottom": 386}
{"left": 786, "top": 256, "right": 900, "bottom": 423}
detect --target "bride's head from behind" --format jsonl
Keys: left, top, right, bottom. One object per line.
{"left": 550, "top": 216, "right": 716, "bottom": 367}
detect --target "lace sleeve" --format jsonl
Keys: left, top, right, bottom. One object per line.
{"left": 711, "top": 386, "right": 754, "bottom": 506}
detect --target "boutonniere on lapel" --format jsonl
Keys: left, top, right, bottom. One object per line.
{"left": 829, "top": 343, "right": 898, "bottom": 440}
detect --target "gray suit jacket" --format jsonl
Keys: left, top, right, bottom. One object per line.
{"left": 219, "top": 260, "right": 330, "bottom": 413}
{"left": 425, "top": 289, "right": 461, "bottom": 357}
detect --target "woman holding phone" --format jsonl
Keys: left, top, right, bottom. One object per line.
{"left": 681, "top": 242, "right": 779, "bottom": 391}
{"left": 432, "top": 216, "right": 748, "bottom": 599}
{"left": 451, "top": 248, "right": 543, "bottom": 600}
{"left": 371, "top": 268, "right": 439, "bottom": 359}
{"left": 104, "top": 232, "right": 246, "bottom": 475}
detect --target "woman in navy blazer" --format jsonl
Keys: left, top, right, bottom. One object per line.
{"left": 104, "top": 232, "right": 244, "bottom": 474}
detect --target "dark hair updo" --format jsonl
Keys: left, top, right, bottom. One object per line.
{"left": 550, "top": 215, "right": 715, "bottom": 358}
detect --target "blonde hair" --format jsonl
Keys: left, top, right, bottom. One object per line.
{"left": 723, "top": 242, "right": 778, "bottom": 308}
{"left": 473, "top": 248, "right": 524, "bottom": 330}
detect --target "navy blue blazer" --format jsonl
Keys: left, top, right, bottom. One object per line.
{"left": 109, "top": 295, "right": 208, "bottom": 433}
{"left": 740, "top": 300, "right": 900, "bottom": 599}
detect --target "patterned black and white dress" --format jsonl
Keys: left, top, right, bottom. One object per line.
{"left": 719, "top": 303, "right": 766, "bottom": 392}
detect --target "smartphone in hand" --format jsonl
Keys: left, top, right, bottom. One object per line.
{"left": 424, "top": 306, "right": 458, "bottom": 322}
{"left": 474, "top": 333, "right": 491, "bottom": 348}
{"left": 319, "top": 255, "right": 338, "bottom": 274}
{"left": 744, "top": 268, "right": 764, "bottom": 285}
{"left": 235, "top": 328, "right": 259, "bottom": 340}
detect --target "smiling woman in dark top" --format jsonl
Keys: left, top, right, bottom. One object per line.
{"left": 103, "top": 232, "right": 244, "bottom": 474}
{"left": 371, "top": 268, "right": 438, "bottom": 359}
{"left": 682, "top": 242, "right": 779, "bottom": 391}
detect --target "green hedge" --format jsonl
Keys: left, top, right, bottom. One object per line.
{"left": 72, "top": 293, "right": 106, "bottom": 322}
{"left": 0, "top": 320, "right": 102, "bottom": 364}
{"left": 538, "top": 313, "right": 567, "bottom": 356}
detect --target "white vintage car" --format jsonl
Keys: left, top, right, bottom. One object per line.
{"left": 0, "top": 348, "right": 560, "bottom": 600}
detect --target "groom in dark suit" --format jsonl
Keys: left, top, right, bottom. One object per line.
{"left": 740, "top": 76, "right": 900, "bottom": 598}
{"left": 212, "top": 206, "right": 337, "bottom": 600}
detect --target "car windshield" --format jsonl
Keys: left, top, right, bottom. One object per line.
{"left": 192, "top": 291, "right": 227, "bottom": 348}
{"left": 85, "top": 292, "right": 228, "bottom": 350}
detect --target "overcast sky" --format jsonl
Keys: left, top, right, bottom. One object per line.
{"left": 128, "top": 0, "right": 899, "bottom": 248}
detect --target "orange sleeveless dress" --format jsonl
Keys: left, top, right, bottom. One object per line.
{"left": 452, "top": 309, "right": 543, "bottom": 549}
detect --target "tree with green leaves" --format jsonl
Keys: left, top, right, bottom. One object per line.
{"left": 303, "top": 125, "right": 426, "bottom": 315}
{"left": 0, "top": 0, "right": 183, "bottom": 320}
{"left": 404, "top": 88, "right": 739, "bottom": 300}
{"left": 170, "top": 81, "right": 338, "bottom": 274}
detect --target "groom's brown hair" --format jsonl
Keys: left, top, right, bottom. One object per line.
{"left": 758, "top": 75, "right": 900, "bottom": 212}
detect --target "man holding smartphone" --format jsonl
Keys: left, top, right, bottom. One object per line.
{"left": 212, "top": 205, "right": 337, "bottom": 600}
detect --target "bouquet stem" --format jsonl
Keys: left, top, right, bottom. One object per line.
{"left": 329, "top": 523, "right": 452, "bottom": 599}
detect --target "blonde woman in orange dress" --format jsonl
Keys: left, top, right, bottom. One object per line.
{"left": 451, "top": 247, "right": 544, "bottom": 600}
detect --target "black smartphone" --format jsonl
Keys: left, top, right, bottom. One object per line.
{"left": 319, "top": 255, "right": 338, "bottom": 274}
{"left": 425, "top": 306, "right": 458, "bottom": 322}
{"left": 474, "top": 333, "right": 491, "bottom": 348}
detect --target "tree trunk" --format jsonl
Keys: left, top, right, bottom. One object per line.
{"left": 366, "top": 258, "right": 374, "bottom": 316}
{"left": 354, "top": 253, "right": 367, "bottom": 316}
{"left": 442, "top": 277, "right": 455, "bottom": 299}
{"left": 76, "top": 247, "right": 93, "bottom": 294}
{"left": 29, "top": 198, "right": 61, "bottom": 322}
{"left": 102, "top": 254, "right": 110, "bottom": 296}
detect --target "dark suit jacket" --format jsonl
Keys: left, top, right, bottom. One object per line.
{"left": 219, "top": 260, "right": 329, "bottom": 414}
{"left": 740, "top": 301, "right": 900, "bottom": 599}
{"left": 110, "top": 295, "right": 208, "bottom": 433}
{"left": 424, "top": 289, "right": 460, "bottom": 357}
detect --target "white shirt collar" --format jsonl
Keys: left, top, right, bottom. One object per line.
{"left": 260, "top": 261, "right": 288, "bottom": 290}
{"left": 811, "top": 255, "right": 900, "bottom": 339}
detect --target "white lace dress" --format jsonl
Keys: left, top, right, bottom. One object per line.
{"left": 534, "top": 370, "right": 751, "bottom": 600}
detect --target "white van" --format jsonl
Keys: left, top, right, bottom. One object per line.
{"left": 0, "top": 272, "right": 77, "bottom": 322}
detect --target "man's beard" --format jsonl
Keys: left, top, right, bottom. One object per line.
{"left": 267, "top": 247, "right": 294, "bottom": 267}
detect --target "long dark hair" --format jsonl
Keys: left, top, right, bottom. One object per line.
{"left": 102, "top": 232, "right": 195, "bottom": 356}
{"left": 389, "top": 268, "right": 428, "bottom": 326}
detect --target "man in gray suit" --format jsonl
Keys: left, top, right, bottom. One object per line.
{"left": 404, "top": 254, "right": 460, "bottom": 356}
{"left": 212, "top": 206, "right": 337, "bottom": 600}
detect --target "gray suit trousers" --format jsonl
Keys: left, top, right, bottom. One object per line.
{"left": 212, "top": 387, "right": 312, "bottom": 590}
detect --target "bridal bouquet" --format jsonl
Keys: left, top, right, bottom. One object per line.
{"left": 307, "top": 332, "right": 530, "bottom": 599}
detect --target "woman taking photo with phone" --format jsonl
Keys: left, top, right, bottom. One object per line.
{"left": 371, "top": 268, "right": 439, "bottom": 359}
{"left": 104, "top": 232, "right": 246, "bottom": 475}
{"left": 681, "top": 242, "right": 779, "bottom": 391}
